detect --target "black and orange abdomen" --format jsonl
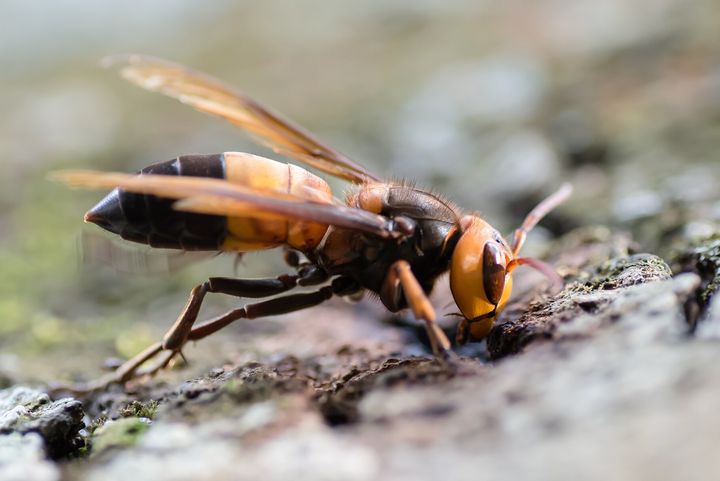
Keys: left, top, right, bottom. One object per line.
{"left": 84, "top": 152, "right": 333, "bottom": 253}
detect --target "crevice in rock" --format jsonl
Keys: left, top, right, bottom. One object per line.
{"left": 673, "top": 237, "right": 720, "bottom": 331}
{"left": 315, "top": 358, "right": 457, "bottom": 426}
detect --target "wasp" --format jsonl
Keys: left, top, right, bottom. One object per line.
{"left": 57, "top": 55, "right": 571, "bottom": 391}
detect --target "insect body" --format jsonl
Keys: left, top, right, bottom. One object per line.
{"left": 58, "top": 55, "right": 571, "bottom": 391}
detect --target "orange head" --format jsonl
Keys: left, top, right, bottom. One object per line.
{"left": 449, "top": 215, "right": 515, "bottom": 341}
{"left": 448, "top": 183, "right": 572, "bottom": 342}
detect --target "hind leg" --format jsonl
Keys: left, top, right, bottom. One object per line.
{"left": 58, "top": 273, "right": 331, "bottom": 394}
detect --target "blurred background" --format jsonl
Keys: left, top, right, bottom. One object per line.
{"left": 1, "top": 0, "right": 719, "bottom": 385}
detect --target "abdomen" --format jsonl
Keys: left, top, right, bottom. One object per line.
{"left": 85, "top": 152, "right": 333, "bottom": 252}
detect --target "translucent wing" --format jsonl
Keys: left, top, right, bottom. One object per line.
{"left": 54, "top": 170, "right": 399, "bottom": 239}
{"left": 104, "top": 54, "right": 380, "bottom": 184}
{"left": 80, "top": 230, "right": 217, "bottom": 275}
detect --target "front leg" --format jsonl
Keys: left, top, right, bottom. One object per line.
{"left": 382, "top": 260, "right": 453, "bottom": 359}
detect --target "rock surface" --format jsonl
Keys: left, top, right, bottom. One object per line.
{"left": 4, "top": 230, "right": 720, "bottom": 481}
{"left": 0, "top": 387, "right": 84, "bottom": 459}
{"left": 0, "top": 433, "right": 60, "bottom": 481}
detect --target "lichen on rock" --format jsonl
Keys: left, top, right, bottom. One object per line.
{"left": 487, "top": 252, "right": 675, "bottom": 359}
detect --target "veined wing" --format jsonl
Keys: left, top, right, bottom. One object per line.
{"left": 54, "top": 170, "right": 398, "bottom": 239}
{"left": 103, "top": 54, "right": 380, "bottom": 184}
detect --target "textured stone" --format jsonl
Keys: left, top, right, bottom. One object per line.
{"left": 487, "top": 253, "right": 674, "bottom": 358}
{"left": 0, "top": 386, "right": 84, "bottom": 459}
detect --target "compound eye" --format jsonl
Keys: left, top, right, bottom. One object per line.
{"left": 482, "top": 242, "right": 507, "bottom": 305}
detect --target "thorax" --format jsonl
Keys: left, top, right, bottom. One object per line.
{"left": 317, "top": 183, "right": 461, "bottom": 296}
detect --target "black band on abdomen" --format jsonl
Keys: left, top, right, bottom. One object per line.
{"left": 118, "top": 154, "right": 229, "bottom": 250}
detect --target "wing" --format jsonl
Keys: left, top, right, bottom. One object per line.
{"left": 54, "top": 170, "right": 399, "bottom": 239}
{"left": 80, "top": 230, "right": 217, "bottom": 275}
{"left": 103, "top": 54, "right": 381, "bottom": 184}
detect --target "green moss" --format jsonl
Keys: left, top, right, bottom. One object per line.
{"left": 90, "top": 417, "right": 150, "bottom": 456}
{"left": 86, "top": 414, "right": 108, "bottom": 435}
{"left": 570, "top": 254, "right": 672, "bottom": 292}
{"left": 119, "top": 400, "right": 159, "bottom": 420}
